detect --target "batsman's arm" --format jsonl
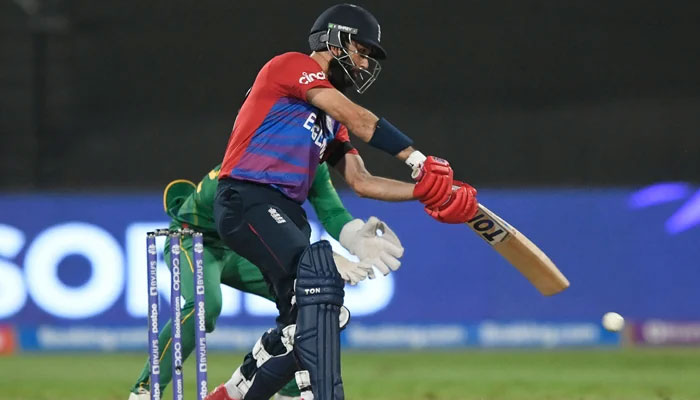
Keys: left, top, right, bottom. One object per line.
{"left": 306, "top": 88, "right": 460, "bottom": 209}
{"left": 307, "top": 163, "right": 354, "bottom": 240}
{"left": 306, "top": 87, "right": 416, "bottom": 159}
{"left": 307, "top": 87, "right": 376, "bottom": 142}
{"left": 333, "top": 153, "right": 415, "bottom": 202}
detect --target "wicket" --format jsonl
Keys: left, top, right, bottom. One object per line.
{"left": 146, "top": 228, "right": 208, "bottom": 400}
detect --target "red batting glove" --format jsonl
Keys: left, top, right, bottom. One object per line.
{"left": 412, "top": 156, "right": 453, "bottom": 208}
{"left": 425, "top": 180, "right": 478, "bottom": 224}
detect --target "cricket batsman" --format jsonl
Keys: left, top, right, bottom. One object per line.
{"left": 207, "top": 3, "right": 478, "bottom": 400}
{"left": 127, "top": 162, "right": 404, "bottom": 399}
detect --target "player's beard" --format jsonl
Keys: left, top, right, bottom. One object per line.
{"left": 327, "top": 58, "right": 353, "bottom": 93}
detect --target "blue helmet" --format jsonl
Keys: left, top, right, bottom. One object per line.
{"left": 309, "top": 3, "right": 386, "bottom": 59}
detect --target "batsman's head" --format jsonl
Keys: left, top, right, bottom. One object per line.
{"left": 308, "top": 3, "right": 385, "bottom": 94}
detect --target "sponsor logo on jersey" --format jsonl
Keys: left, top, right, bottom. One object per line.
{"left": 268, "top": 207, "right": 286, "bottom": 224}
{"left": 299, "top": 71, "right": 326, "bottom": 85}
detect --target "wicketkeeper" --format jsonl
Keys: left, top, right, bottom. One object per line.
{"left": 127, "top": 162, "right": 403, "bottom": 400}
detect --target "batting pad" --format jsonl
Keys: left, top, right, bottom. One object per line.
{"left": 294, "top": 241, "right": 345, "bottom": 400}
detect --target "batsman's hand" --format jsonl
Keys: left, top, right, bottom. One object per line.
{"left": 425, "top": 180, "right": 478, "bottom": 224}
{"left": 333, "top": 252, "right": 373, "bottom": 285}
{"left": 339, "top": 217, "right": 405, "bottom": 276}
{"left": 413, "top": 156, "right": 454, "bottom": 208}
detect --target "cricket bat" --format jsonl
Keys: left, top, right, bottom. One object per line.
{"left": 406, "top": 152, "right": 569, "bottom": 296}
{"left": 466, "top": 203, "right": 569, "bottom": 295}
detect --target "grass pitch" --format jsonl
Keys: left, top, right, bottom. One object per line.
{"left": 0, "top": 348, "right": 698, "bottom": 400}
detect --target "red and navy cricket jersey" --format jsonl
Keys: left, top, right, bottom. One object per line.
{"left": 220, "top": 52, "right": 357, "bottom": 203}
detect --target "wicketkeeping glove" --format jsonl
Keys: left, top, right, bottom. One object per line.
{"left": 333, "top": 252, "right": 373, "bottom": 285}
{"left": 339, "top": 217, "right": 405, "bottom": 276}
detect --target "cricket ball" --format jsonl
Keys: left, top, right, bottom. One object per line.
{"left": 602, "top": 312, "right": 625, "bottom": 332}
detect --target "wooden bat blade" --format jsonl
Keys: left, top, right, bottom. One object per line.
{"left": 404, "top": 154, "right": 568, "bottom": 295}
{"left": 467, "top": 204, "right": 570, "bottom": 296}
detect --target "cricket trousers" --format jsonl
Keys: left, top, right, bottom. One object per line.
{"left": 213, "top": 177, "right": 311, "bottom": 327}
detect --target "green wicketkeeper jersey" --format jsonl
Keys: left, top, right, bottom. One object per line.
{"left": 174, "top": 163, "right": 353, "bottom": 240}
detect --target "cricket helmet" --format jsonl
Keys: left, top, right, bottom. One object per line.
{"left": 308, "top": 3, "right": 385, "bottom": 93}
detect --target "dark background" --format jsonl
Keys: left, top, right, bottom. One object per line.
{"left": 2, "top": 0, "right": 699, "bottom": 190}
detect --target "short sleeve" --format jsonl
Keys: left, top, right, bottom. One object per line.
{"left": 268, "top": 52, "right": 334, "bottom": 101}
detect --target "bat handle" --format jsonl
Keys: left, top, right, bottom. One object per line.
{"left": 411, "top": 168, "right": 424, "bottom": 181}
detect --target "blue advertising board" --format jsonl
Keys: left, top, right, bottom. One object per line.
{"left": 1, "top": 183, "right": 698, "bottom": 349}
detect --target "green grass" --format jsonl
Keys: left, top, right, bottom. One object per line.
{"left": 0, "top": 348, "right": 698, "bottom": 399}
